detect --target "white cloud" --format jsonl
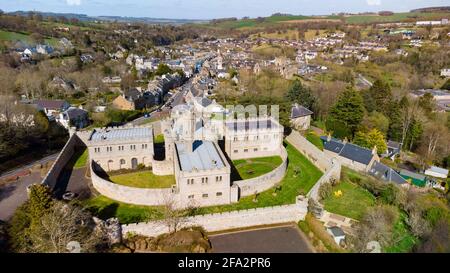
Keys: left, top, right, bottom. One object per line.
{"left": 66, "top": 0, "right": 82, "bottom": 6}
{"left": 366, "top": 0, "right": 381, "bottom": 6}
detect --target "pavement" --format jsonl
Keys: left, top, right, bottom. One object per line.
{"left": 0, "top": 171, "right": 41, "bottom": 221}
{"left": 209, "top": 225, "right": 314, "bottom": 253}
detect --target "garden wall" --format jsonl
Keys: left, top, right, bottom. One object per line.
{"left": 122, "top": 195, "right": 308, "bottom": 237}
{"left": 90, "top": 161, "right": 173, "bottom": 206}
{"left": 41, "top": 134, "right": 84, "bottom": 189}
{"left": 233, "top": 146, "right": 288, "bottom": 197}
{"left": 286, "top": 131, "right": 341, "bottom": 201}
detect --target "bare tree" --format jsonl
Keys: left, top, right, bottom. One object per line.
{"left": 161, "top": 194, "right": 188, "bottom": 233}
{"left": 28, "top": 202, "right": 105, "bottom": 253}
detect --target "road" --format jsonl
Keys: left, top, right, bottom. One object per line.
{"left": 0, "top": 152, "right": 59, "bottom": 180}
{"left": 0, "top": 171, "right": 42, "bottom": 221}
{"left": 209, "top": 225, "right": 314, "bottom": 253}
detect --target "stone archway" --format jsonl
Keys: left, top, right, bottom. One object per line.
{"left": 107, "top": 160, "right": 114, "bottom": 171}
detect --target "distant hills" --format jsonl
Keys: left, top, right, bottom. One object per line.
{"left": 6, "top": 10, "right": 209, "bottom": 25}
{"left": 410, "top": 6, "right": 450, "bottom": 13}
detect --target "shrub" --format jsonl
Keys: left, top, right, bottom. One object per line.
{"left": 319, "top": 182, "right": 332, "bottom": 200}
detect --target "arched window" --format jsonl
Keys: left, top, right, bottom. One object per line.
{"left": 120, "top": 159, "right": 125, "bottom": 165}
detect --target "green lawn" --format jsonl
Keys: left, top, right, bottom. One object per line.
{"left": 306, "top": 131, "right": 324, "bottom": 151}
{"left": 232, "top": 156, "right": 283, "bottom": 180}
{"left": 323, "top": 181, "right": 376, "bottom": 220}
{"left": 82, "top": 141, "right": 323, "bottom": 223}
{"left": 73, "top": 148, "right": 88, "bottom": 169}
{"left": 83, "top": 195, "right": 164, "bottom": 224}
{"left": 195, "top": 141, "right": 323, "bottom": 214}
{"left": 109, "top": 170, "right": 175, "bottom": 188}
{"left": 65, "top": 147, "right": 88, "bottom": 169}
{"left": 154, "top": 134, "right": 165, "bottom": 144}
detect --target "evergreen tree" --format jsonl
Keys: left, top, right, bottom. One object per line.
{"left": 405, "top": 119, "right": 423, "bottom": 151}
{"left": 327, "top": 87, "right": 365, "bottom": 139}
{"left": 285, "top": 79, "right": 316, "bottom": 111}
{"left": 363, "top": 79, "right": 392, "bottom": 115}
{"left": 387, "top": 100, "right": 403, "bottom": 142}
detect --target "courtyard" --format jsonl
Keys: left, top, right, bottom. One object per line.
{"left": 232, "top": 155, "right": 283, "bottom": 180}
{"left": 108, "top": 170, "right": 176, "bottom": 188}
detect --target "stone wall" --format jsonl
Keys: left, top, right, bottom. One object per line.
{"left": 41, "top": 134, "right": 84, "bottom": 189}
{"left": 286, "top": 131, "right": 341, "bottom": 201}
{"left": 122, "top": 195, "right": 308, "bottom": 237}
{"left": 90, "top": 161, "right": 173, "bottom": 206}
{"left": 233, "top": 146, "right": 288, "bottom": 197}
{"left": 151, "top": 159, "right": 174, "bottom": 175}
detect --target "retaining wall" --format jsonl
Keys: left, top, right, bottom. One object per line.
{"left": 286, "top": 131, "right": 341, "bottom": 201}
{"left": 122, "top": 195, "right": 308, "bottom": 237}
{"left": 233, "top": 146, "right": 288, "bottom": 197}
{"left": 41, "top": 134, "right": 83, "bottom": 189}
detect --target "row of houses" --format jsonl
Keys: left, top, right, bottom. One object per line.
{"left": 319, "top": 135, "right": 449, "bottom": 188}
{"left": 112, "top": 73, "right": 183, "bottom": 111}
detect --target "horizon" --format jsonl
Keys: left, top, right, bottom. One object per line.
{"left": 0, "top": 0, "right": 449, "bottom": 20}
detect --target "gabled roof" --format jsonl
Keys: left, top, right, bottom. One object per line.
{"left": 369, "top": 161, "right": 407, "bottom": 185}
{"left": 340, "top": 143, "right": 374, "bottom": 165}
{"left": 64, "top": 107, "right": 88, "bottom": 119}
{"left": 291, "top": 104, "right": 313, "bottom": 119}
{"left": 320, "top": 136, "right": 375, "bottom": 165}
{"left": 35, "top": 100, "right": 68, "bottom": 110}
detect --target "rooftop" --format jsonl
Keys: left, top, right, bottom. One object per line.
{"left": 175, "top": 140, "right": 225, "bottom": 172}
{"left": 89, "top": 127, "right": 152, "bottom": 142}
{"left": 291, "top": 104, "right": 313, "bottom": 119}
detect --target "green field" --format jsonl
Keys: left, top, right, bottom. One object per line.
{"left": 323, "top": 181, "right": 376, "bottom": 220}
{"left": 109, "top": 170, "right": 176, "bottom": 188}
{"left": 83, "top": 141, "right": 323, "bottom": 223}
{"left": 233, "top": 156, "right": 283, "bottom": 180}
{"left": 0, "top": 30, "right": 59, "bottom": 46}
{"left": 345, "top": 12, "right": 450, "bottom": 24}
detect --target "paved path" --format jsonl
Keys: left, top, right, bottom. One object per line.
{"left": 209, "top": 225, "right": 314, "bottom": 253}
{"left": 0, "top": 172, "right": 42, "bottom": 221}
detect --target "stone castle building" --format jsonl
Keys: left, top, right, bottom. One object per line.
{"left": 82, "top": 98, "right": 284, "bottom": 208}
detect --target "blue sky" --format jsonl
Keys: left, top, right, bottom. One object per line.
{"left": 0, "top": 0, "right": 448, "bottom": 19}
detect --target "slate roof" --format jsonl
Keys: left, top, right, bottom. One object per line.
{"left": 328, "top": 226, "right": 345, "bottom": 237}
{"left": 64, "top": 107, "right": 88, "bottom": 119}
{"left": 90, "top": 127, "right": 152, "bottom": 142}
{"left": 124, "top": 88, "right": 141, "bottom": 101}
{"left": 387, "top": 140, "right": 401, "bottom": 150}
{"left": 368, "top": 161, "right": 407, "bottom": 185}
{"left": 320, "top": 136, "right": 374, "bottom": 165}
{"left": 175, "top": 140, "right": 225, "bottom": 171}
{"left": 35, "top": 100, "right": 68, "bottom": 110}
{"left": 340, "top": 143, "right": 374, "bottom": 165}
{"left": 291, "top": 104, "right": 313, "bottom": 119}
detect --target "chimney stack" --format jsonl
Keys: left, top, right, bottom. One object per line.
{"left": 327, "top": 133, "right": 331, "bottom": 142}
{"left": 372, "top": 145, "right": 377, "bottom": 155}
{"left": 343, "top": 137, "right": 348, "bottom": 144}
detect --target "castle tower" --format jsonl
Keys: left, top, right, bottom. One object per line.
{"left": 184, "top": 108, "right": 196, "bottom": 153}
